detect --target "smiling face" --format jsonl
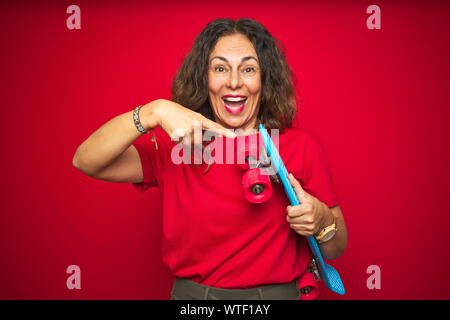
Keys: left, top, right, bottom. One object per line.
{"left": 208, "top": 33, "right": 262, "bottom": 132}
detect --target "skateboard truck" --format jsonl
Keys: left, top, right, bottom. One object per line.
{"left": 298, "top": 258, "right": 320, "bottom": 299}
{"left": 238, "top": 141, "right": 276, "bottom": 204}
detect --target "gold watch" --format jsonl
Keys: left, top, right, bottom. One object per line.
{"left": 315, "top": 215, "right": 337, "bottom": 244}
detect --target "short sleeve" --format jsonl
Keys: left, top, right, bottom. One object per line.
{"left": 132, "top": 134, "right": 158, "bottom": 192}
{"left": 302, "top": 141, "right": 340, "bottom": 208}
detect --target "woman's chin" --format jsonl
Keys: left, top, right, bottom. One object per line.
{"left": 224, "top": 120, "right": 254, "bottom": 135}
{"left": 221, "top": 118, "right": 247, "bottom": 130}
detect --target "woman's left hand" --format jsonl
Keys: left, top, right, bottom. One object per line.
{"left": 286, "top": 174, "right": 333, "bottom": 237}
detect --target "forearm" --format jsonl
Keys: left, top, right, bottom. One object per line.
{"left": 72, "top": 100, "right": 160, "bottom": 175}
{"left": 318, "top": 206, "right": 348, "bottom": 260}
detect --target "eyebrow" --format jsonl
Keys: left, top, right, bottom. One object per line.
{"left": 210, "top": 56, "right": 259, "bottom": 64}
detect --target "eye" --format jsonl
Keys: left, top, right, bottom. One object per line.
{"left": 214, "top": 66, "right": 226, "bottom": 72}
{"left": 244, "top": 67, "right": 255, "bottom": 73}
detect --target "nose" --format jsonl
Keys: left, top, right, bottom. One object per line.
{"left": 226, "top": 69, "right": 243, "bottom": 89}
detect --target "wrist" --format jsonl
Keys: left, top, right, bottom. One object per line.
{"left": 315, "top": 204, "right": 338, "bottom": 244}
{"left": 140, "top": 99, "right": 162, "bottom": 130}
{"left": 319, "top": 204, "right": 334, "bottom": 232}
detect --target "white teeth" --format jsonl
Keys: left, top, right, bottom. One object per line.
{"left": 223, "top": 97, "right": 247, "bottom": 102}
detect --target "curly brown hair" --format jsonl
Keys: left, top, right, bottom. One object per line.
{"left": 171, "top": 18, "right": 298, "bottom": 130}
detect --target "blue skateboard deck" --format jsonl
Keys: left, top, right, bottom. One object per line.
{"left": 259, "top": 124, "right": 345, "bottom": 295}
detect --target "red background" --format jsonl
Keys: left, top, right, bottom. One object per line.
{"left": 1, "top": 0, "right": 449, "bottom": 300}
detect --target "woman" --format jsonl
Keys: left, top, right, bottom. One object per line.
{"left": 72, "top": 18, "right": 347, "bottom": 300}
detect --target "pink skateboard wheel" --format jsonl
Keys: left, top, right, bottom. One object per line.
{"left": 242, "top": 168, "right": 272, "bottom": 203}
{"left": 297, "top": 271, "right": 319, "bottom": 300}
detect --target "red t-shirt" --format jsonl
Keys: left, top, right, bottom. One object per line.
{"left": 132, "top": 126, "right": 340, "bottom": 289}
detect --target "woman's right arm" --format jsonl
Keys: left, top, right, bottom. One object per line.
{"left": 72, "top": 100, "right": 162, "bottom": 183}
{"left": 72, "top": 99, "right": 236, "bottom": 184}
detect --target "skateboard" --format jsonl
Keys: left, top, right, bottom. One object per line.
{"left": 249, "top": 124, "right": 345, "bottom": 297}
{"left": 236, "top": 132, "right": 317, "bottom": 298}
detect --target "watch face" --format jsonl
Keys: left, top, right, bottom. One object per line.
{"left": 321, "top": 229, "right": 337, "bottom": 242}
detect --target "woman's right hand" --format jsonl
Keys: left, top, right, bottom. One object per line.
{"left": 141, "top": 99, "right": 237, "bottom": 143}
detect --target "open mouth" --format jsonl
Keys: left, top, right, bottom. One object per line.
{"left": 222, "top": 95, "right": 247, "bottom": 114}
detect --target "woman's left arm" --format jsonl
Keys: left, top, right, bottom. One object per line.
{"left": 316, "top": 205, "right": 347, "bottom": 260}
{"left": 286, "top": 174, "right": 348, "bottom": 260}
